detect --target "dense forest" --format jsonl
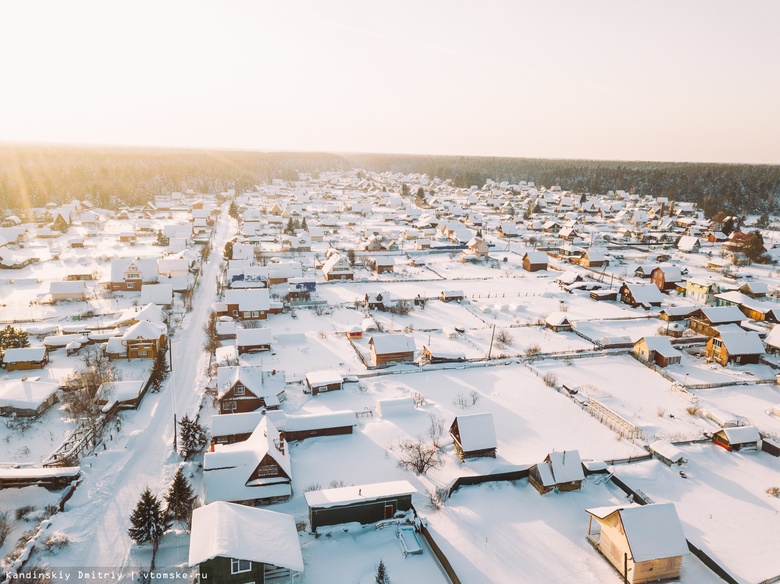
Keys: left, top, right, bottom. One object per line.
{"left": 346, "top": 153, "right": 780, "bottom": 218}
{"left": 1, "top": 144, "right": 778, "bottom": 218}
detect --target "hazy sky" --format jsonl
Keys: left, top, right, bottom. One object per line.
{"left": 1, "top": 1, "right": 778, "bottom": 164}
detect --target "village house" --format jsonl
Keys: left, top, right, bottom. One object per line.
{"left": 685, "top": 278, "right": 720, "bottom": 305}
{"left": 579, "top": 249, "right": 608, "bottom": 268}
{"left": 450, "top": 412, "right": 497, "bottom": 461}
{"left": 585, "top": 503, "right": 689, "bottom": 584}
{"left": 48, "top": 281, "right": 87, "bottom": 302}
{"left": 203, "top": 416, "right": 292, "bottom": 506}
{"left": 712, "top": 425, "right": 761, "bottom": 452}
{"left": 304, "top": 371, "right": 343, "bottom": 395}
{"left": 140, "top": 283, "right": 173, "bottom": 308}
{"left": 619, "top": 283, "right": 665, "bottom": 309}
{"left": 689, "top": 306, "right": 745, "bottom": 337}
{"left": 649, "top": 266, "right": 683, "bottom": 293}
{"left": 632, "top": 336, "right": 683, "bottom": 367}
{"left": 1, "top": 347, "right": 49, "bottom": 372}
{"left": 368, "top": 334, "right": 416, "bottom": 367}
{"left": 440, "top": 290, "right": 464, "bottom": 302}
{"left": 371, "top": 256, "right": 394, "bottom": 273}
{"left": 528, "top": 450, "right": 585, "bottom": 495}
{"left": 0, "top": 379, "right": 59, "bottom": 417}
{"left": 109, "top": 258, "right": 158, "bottom": 292}
{"left": 221, "top": 289, "right": 271, "bottom": 321}
{"left": 211, "top": 410, "right": 356, "bottom": 446}
{"left": 189, "top": 502, "right": 304, "bottom": 583}
{"left": 522, "top": 251, "right": 548, "bottom": 272}
{"left": 106, "top": 319, "right": 167, "bottom": 360}
{"left": 305, "top": 480, "right": 416, "bottom": 531}
{"left": 321, "top": 253, "right": 354, "bottom": 281}
{"left": 216, "top": 366, "right": 285, "bottom": 414}
{"left": 235, "top": 327, "right": 272, "bottom": 355}
{"left": 545, "top": 312, "right": 573, "bottom": 332}
{"left": 705, "top": 331, "right": 765, "bottom": 366}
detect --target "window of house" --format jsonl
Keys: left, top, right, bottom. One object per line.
{"left": 127, "top": 283, "right": 134, "bottom": 289}
{"left": 139, "top": 350, "right": 148, "bottom": 357}
{"left": 243, "top": 311, "right": 251, "bottom": 318}
{"left": 252, "top": 311, "right": 259, "bottom": 318}
{"left": 231, "top": 559, "right": 251, "bottom": 574}
{"left": 234, "top": 385, "right": 245, "bottom": 396}
{"left": 232, "top": 310, "right": 239, "bottom": 317}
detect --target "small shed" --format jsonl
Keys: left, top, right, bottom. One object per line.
{"left": 522, "top": 251, "right": 548, "bottom": 272}
{"left": 346, "top": 325, "right": 363, "bottom": 339}
{"left": 712, "top": 425, "right": 761, "bottom": 452}
{"left": 305, "top": 480, "right": 416, "bottom": 531}
{"left": 441, "top": 290, "right": 464, "bottom": 302}
{"left": 450, "top": 413, "right": 497, "bottom": 460}
{"left": 632, "top": 337, "right": 682, "bottom": 367}
{"left": 585, "top": 503, "right": 689, "bottom": 584}
{"left": 2, "top": 347, "right": 48, "bottom": 372}
{"left": 305, "top": 371, "right": 343, "bottom": 395}
{"left": 368, "top": 334, "right": 416, "bottom": 367}
{"left": 545, "top": 312, "right": 573, "bottom": 332}
{"left": 422, "top": 346, "right": 466, "bottom": 364}
{"left": 529, "top": 450, "right": 585, "bottom": 494}
{"left": 235, "top": 327, "right": 272, "bottom": 354}
{"left": 648, "top": 440, "right": 686, "bottom": 466}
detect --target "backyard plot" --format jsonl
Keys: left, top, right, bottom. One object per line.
{"left": 691, "top": 383, "right": 780, "bottom": 437}
{"left": 532, "top": 354, "right": 714, "bottom": 442}
{"left": 665, "top": 353, "right": 778, "bottom": 387}
{"left": 573, "top": 317, "right": 667, "bottom": 344}
{"left": 615, "top": 445, "right": 780, "bottom": 584}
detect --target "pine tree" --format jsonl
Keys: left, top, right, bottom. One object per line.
{"left": 300, "top": 217, "right": 307, "bottom": 230}
{"left": 0, "top": 325, "right": 29, "bottom": 358}
{"left": 285, "top": 218, "right": 294, "bottom": 234}
{"left": 179, "top": 415, "right": 208, "bottom": 460}
{"left": 165, "top": 467, "right": 195, "bottom": 529}
{"left": 149, "top": 347, "right": 168, "bottom": 392}
{"left": 228, "top": 201, "right": 239, "bottom": 220}
{"left": 376, "top": 559, "right": 389, "bottom": 584}
{"left": 128, "top": 487, "right": 169, "bottom": 569}
{"left": 223, "top": 240, "right": 234, "bottom": 260}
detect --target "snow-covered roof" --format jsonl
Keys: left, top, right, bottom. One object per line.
{"left": 305, "top": 371, "right": 343, "bottom": 387}
{"left": 523, "top": 251, "right": 548, "bottom": 264}
{"left": 717, "top": 332, "right": 765, "bottom": 356}
{"left": 48, "top": 281, "right": 86, "bottom": 294}
{"left": 586, "top": 503, "right": 688, "bottom": 562}
{"left": 235, "top": 327, "right": 272, "bottom": 346}
{"left": 203, "top": 416, "right": 291, "bottom": 504}
{"left": 2, "top": 347, "right": 47, "bottom": 363}
{"left": 224, "top": 288, "right": 271, "bottom": 311}
{"left": 216, "top": 366, "right": 285, "bottom": 400}
{"left": 122, "top": 319, "right": 166, "bottom": 342}
{"left": 369, "top": 334, "right": 416, "bottom": 355}
{"left": 453, "top": 412, "right": 497, "bottom": 451}
{"left": 638, "top": 336, "right": 682, "bottom": 357}
{"left": 0, "top": 379, "right": 59, "bottom": 409}
{"left": 718, "top": 425, "right": 760, "bottom": 444}
{"left": 115, "top": 303, "right": 167, "bottom": 326}
{"left": 766, "top": 325, "right": 780, "bottom": 350}
{"left": 189, "top": 501, "right": 303, "bottom": 571}
{"left": 545, "top": 312, "right": 571, "bottom": 327}
{"left": 700, "top": 305, "right": 745, "bottom": 324}
{"left": 304, "top": 480, "right": 416, "bottom": 509}
{"left": 546, "top": 450, "right": 584, "bottom": 484}
{"left": 648, "top": 440, "right": 684, "bottom": 463}
{"left": 622, "top": 283, "right": 665, "bottom": 307}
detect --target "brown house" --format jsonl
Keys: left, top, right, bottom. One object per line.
{"left": 705, "top": 332, "right": 764, "bottom": 366}
{"left": 580, "top": 250, "right": 608, "bottom": 268}
{"left": 649, "top": 266, "right": 682, "bottom": 292}
{"left": 2, "top": 347, "right": 48, "bottom": 372}
{"left": 450, "top": 413, "right": 497, "bottom": 461}
{"left": 528, "top": 450, "right": 584, "bottom": 494}
{"left": 586, "top": 503, "right": 688, "bottom": 584}
{"left": 632, "top": 337, "right": 683, "bottom": 367}
{"left": 368, "top": 334, "right": 415, "bottom": 367}
{"left": 222, "top": 289, "right": 270, "bottom": 321}
{"left": 109, "top": 258, "right": 158, "bottom": 292}
{"left": 216, "top": 366, "right": 285, "bottom": 414}
{"left": 522, "top": 251, "right": 548, "bottom": 272}
{"left": 689, "top": 306, "right": 745, "bottom": 337}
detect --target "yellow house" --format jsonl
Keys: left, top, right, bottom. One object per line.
{"left": 586, "top": 503, "right": 688, "bottom": 584}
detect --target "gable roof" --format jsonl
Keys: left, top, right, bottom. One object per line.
{"left": 453, "top": 412, "right": 497, "bottom": 451}
{"left": 369, "top": 334, "right": 416, "bottom": 355}
{"left": 586, "top": 503, "right": 688, "bottom": 562}
{"left": 717, "top": 332, "right": 765, "bottom": 356}
{"left": 189, "top": 502, "right": 303, "bottom": 571}
{"left": 545, "top": 450, "right": 584, "bottom": 484}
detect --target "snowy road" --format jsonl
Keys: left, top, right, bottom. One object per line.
{"left": 42, "top": 205, "right": 233, "bottom": 572}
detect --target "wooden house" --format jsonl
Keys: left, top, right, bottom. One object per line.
{"left": 235, "top": 327, "right": 272, "bottom": 355}
{"left": 529, "top": 450, "right": 584, "bottom": 494}
{"left": 765, "top": 325, "right": 780, "bottom": 354}
{"left": 203, "top": 416, "right": 292, "bottom": 505}
{"left": 211, "top": 410, "right": 356, "bottom": 446}
{"left": 684, "top": 278, "right": 720, "bottom": 305}
{"left": 365, "top": 292, "right": 388, "bottom": 310}
{"left": 648, "top": 440, "right": 686, "bottom": 467}
{"left": 705, "top": 332, "right": 764, "bottom": 366}
{"left": 106, "top": 319, "right": 166, "bottom": 361}
{"left": 580, "top": 250, "right": 608, "bottom": 268}
{"left": 2, "top": 347, "right": 48, "bottom": 372}
{"left": 712, "top": 425, "right": 761, "bottom": 452}
{"left": 632, "top": 336, "right": 682, "bottom": 367}
{"left": 305, "top": 480, "right": 415, "bottom": 531}
{"left": 304, "top": 371, "right": 343, "bottom": 395}
{"left": 450, "top": 413, "right": 497, "bottom": 461}
{"left": 466, "top": 237, "right": 489, "bottom": 257}
{"left": 345, "top": 325, "right": 363, "bottom": 340}
{"left": 689, "top": 306, "right": 745, "bottom": 337}
{"left": 522, "top": 251, "right": 548, "bottom": 272}
{"left": 739, "top": 281, "right": 768, "bottom": 299}
{"left": 0, "top": 379, "right": 59, "bottom": 417}
{"left": 585, "top": 503, "right": 688, "bottom": 584}
{"left": 371, "top": 256, "right": 394, "bottom": 273}
{"left": 422, "top": 346, "right": 466, "bottom": 364}
{"left": 545, "top": 312, "right": 572, "bottom": 332}
{"left": 48, "top": 281, "right": 87, "bottom": 302}
{"left": 222, "top": 289, "right": 270, "bottom": 321}
{"left": 321, "top": 253, "right": 354, "bottom": 281}
{"left": 216, "top": 366, "right": 285, "bottom": 414}
{"left": 676, "top": 235, "right": 701, "bottom": 253}
{"left": 368, "top": 334, "right": 416, "bottom": 367}
{"left": 190, "top": 502, "right": 303, "bottom": 582}
{"left": 441, "top": 290, "right": 464, "bottom": 302}
{"left": 619, "top": 283, "right": 665, "bottom": 309}
{"left": 650, "top": 266, "right": 682, "bottom": 292}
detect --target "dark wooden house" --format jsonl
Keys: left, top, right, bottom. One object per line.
{"left": 529, "top": 450, "right": 584, "bottom": 494}
{"left": 450, "top": 413, "right": 497, "bottom": 461}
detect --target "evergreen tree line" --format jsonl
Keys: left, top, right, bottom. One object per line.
{"left": 346, "top": 153, "right": 780, "bottom": 217}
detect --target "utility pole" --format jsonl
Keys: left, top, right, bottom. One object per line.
{"left": 487, "top": 324, "right": 496, "bottom": 360}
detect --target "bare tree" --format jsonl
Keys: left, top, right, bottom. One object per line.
{"left": 203, "top": 311, "right": 220, "bottom": 353}
{"left": 394, "top": 437, "right": 442, "bottom": 474}
{"left": 495, "top": 329, "right": 513, "bottom": 346}
{"left": 61, "top": 346, "right": 120, "bottom": 438}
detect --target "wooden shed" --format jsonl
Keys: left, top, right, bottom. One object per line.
{"left": 586, "top": 503, "right": 689, "bottom": 584}
{"left": 450, "top": 413, "right": 497, "bottom": 460}
{"left": 368, "top": 334, "right": 416, "bottom": 367}
{"left": 545, "top": 312, "right": 573, "bottom": 332}
{"left": 712, "top": 425, "right": 761, "bottom": 452}
{"left": 304, "top": 480, "right": 415, "bottom": 531}
{"left": 522, "top": 251, "right": 548, "bottom": 272}
{"left": 632, "top": 336, "right": 682, "bottom": 367}
{"left": 529, "top": 450, "right": 584, "bottom": 494}
{"left": 2, "top": 347, "right": 48, "bottom": 372}
{"left": 304, "top": 371, "right": 343, "bottom": 395}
